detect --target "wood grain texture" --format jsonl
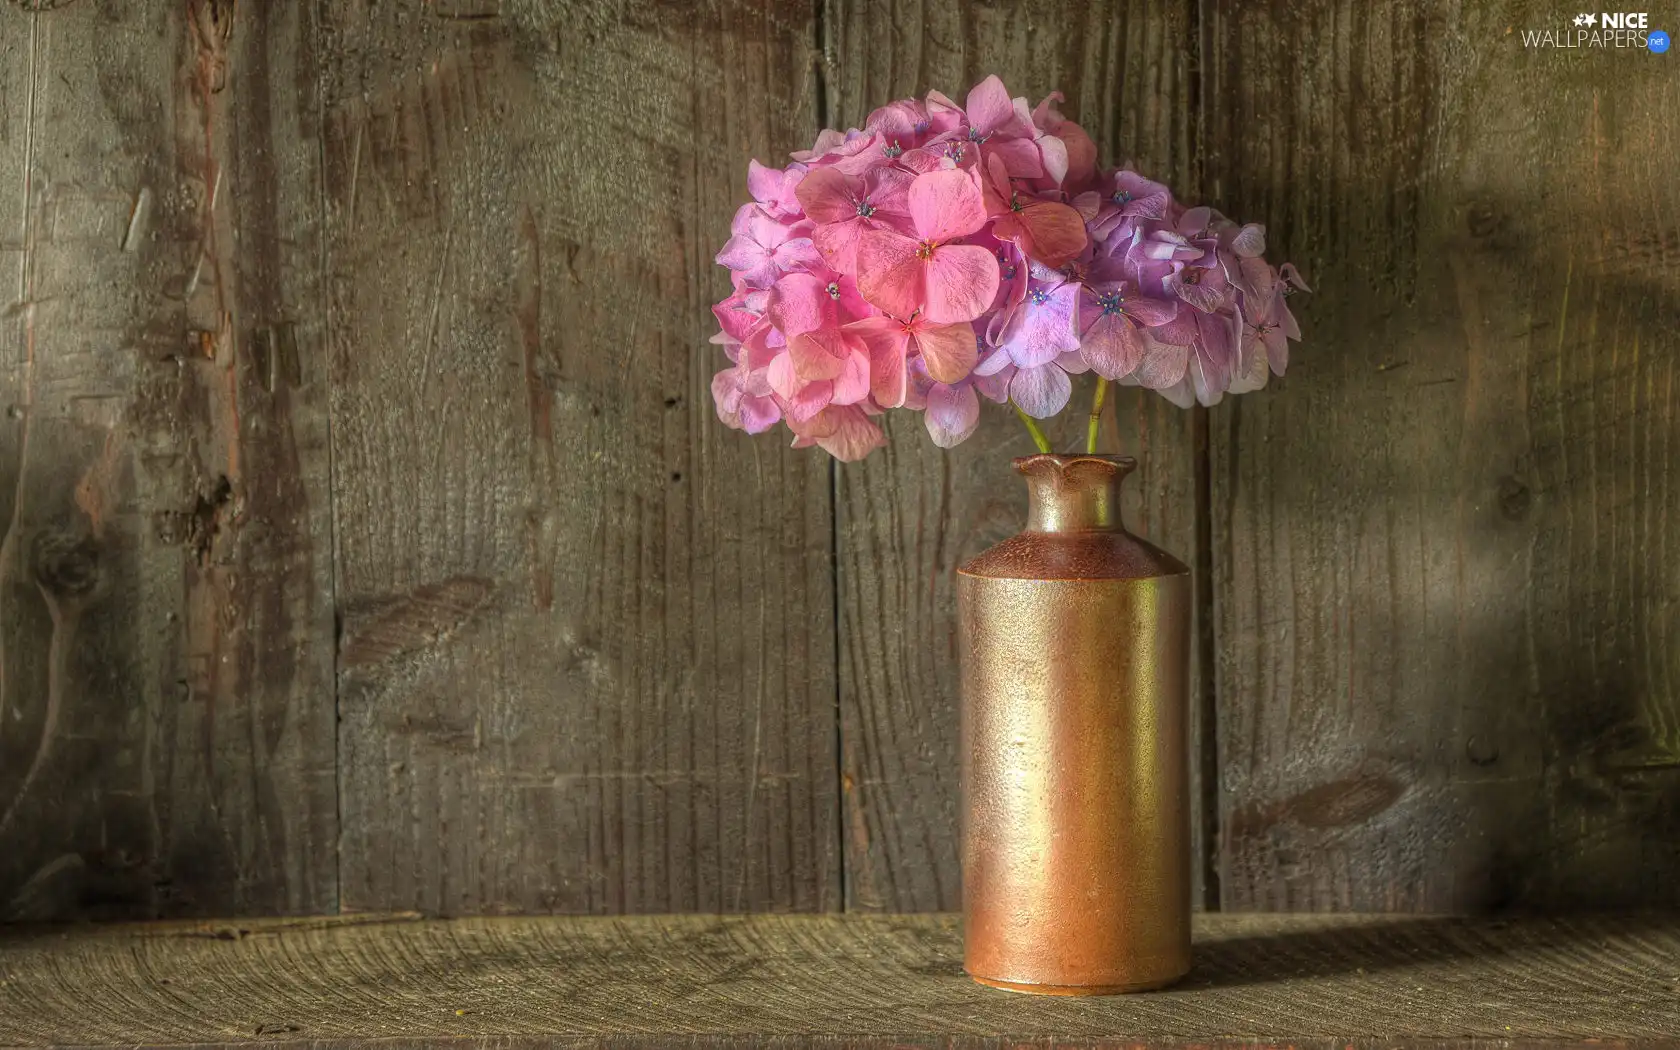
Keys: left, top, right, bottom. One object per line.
{"left": 0, "top": 0, "right": 337, "bottom": 918}
{"left": 1206, "top": 1, "right": 1680, "bottom": 909}
{"left": 4, "top": 912, "right": 1680, "bottom": 1047}
{"left": 322, "top": 0, "right": 839, "bottom": 914}
{"left": 823, "top": 0, "right": 1208, "bottom": 911}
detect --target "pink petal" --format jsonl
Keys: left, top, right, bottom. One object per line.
{"left": 1148, "top": 308, "right": 1199, "bottom": 346}
{"left": 1265, "top": 323, "right": 1291, "bottom": 374}
{"left": 766, "top": 273, "right": 833, "bottom": 338}
{"left": 909, "top": 169, "right": 988, "bottom": 243}
{"left": 1156, "top": 375, "right": 1197, "bottom": 409}
{"left": 986, "top": 136, "right": 1044, "bottom": 179}
{"left": 740, "top": 324, "right": 780, "bottom": 371}
{"left": 1055, "top": 124, "right": 1097, "bottom": 187}
{"left": 1189, "top": 348, "right": 1225, "bottom": 406}
{"left": 731, "top": 203, "right": 782, "bottom": 242}
{"left": 813, "top": 220, "right": 867, "bottom": 273}
{"left": 712, "top": 369, "right": 745, "bottom": 419}
{"left": 715, "top": 235, "right": 774, "bottom": 286}
{"left": 912, "top": 320, "right": 978, "bottom": 383}
{"left": 847, "top": 316, "right": 911, "bottom": 408}
{"left": 1000, "top": 281, "right": 1080, "bottom": 367}
{"left": 1030, "top": 91, "right": 1067, "bottom": 132}
{"left": 855, "top": 230, "right": 926, "bottom": 319}
{"left": 1228, "top": 336, "right": 1270, "bottom": 395}
{"left": 1278, "top": 298, "right": 1301, "bottom": 343}
{"left": 772, "top": 237, "right": 823, "bottom": 273}
{"left": 1080, "top": 313, "right": 1146, "bottom": 380}
{"left": 972, "top": 346, "right": 1013, "bottom": 377}
{"left": 793, "top": 128, "right": 847, "bottom": 162}
{"left": 921, "top": 243, "right": 999, "bottom": 324}
{"left": 923, "top": 89, "right": 966, "bottom": 132}
{"left": 924, "top": 383, "right": 980, "bottom": 448}
{"left": 974, "top": 365, "right": 1014, "bottom": 403}
{"left": 738, "top": 393, "right": 781, "bottom": 433}
{"left": 1231, "top": 223, "right": 1266, "bottom": 258}
{"left": 789, "top": 328, "right": 850, "bottom": 381}
{"left": 766, "top": 350, "right": 800, "bottom": 399}
{"left": 1057, "top": 349, "right": 1090, "bottom": 375}
{"left": 1010, "top": 362, "right": 1072, "bottom": 418}
{"left": 1195, "top": 310, "right": 1239, "bottom": 389}
{"left": 1016, "top": 200, "right": 1087, "bottom": 267}
{"left": 1134, "top": 340, "right": 1188, "bottom": 389}
{"left": 867, "top": 99, "right": 927, "bottom": 139}
{"left": 712, "top": 292, "right": 761, "bottom": 341}
{"left": 747, "top": 160, "right": 791, "bottom": 214}
{"left": 815, "top": 407, "right": 887, "bottom": 461}
{"left": 785, "top": 379, "right": 834, "bottom": 423}
{"left": 1168, "top": 269, "right": 1228, "bottom": 313}
{"left": 965, "top": 75, "right": 1015, "bottom": 136}
{"left": 795, "top": 166, "right": 862, "bottom": 225}
{"left": 1125, "top": 294, "right": 1179, "bottom": 327}
{"left": 831, "top": 350, "right": 871, "bottom": 405}
{"left": 1037, "top": 134, "right": 1069, "bottom": 186}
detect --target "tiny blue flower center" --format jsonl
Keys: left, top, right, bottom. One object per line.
{"left": 882, "top": 140, "right": 903, "bottom": 158}
{"left": 1096, "top": 289, "right": 1125, "bottom": 315}
{"left": 966, "top": 125, "right": 988, "bottom": 143}
{"left": 1112, "top": 190, "right": 1133, "bottom": 204}
{"left": 1001, "top": 265, "right": 1017, "bottom": 280}
{"left": 1181, "top": 269, "right": 1202, "bottom": 286}
{"left": 826, "top": 282, "right": 841, "bottom": 300}
{"left": 943, "top": 141, "right": 966, "bottom": 163}
{"left": 1028, "top": 289, "right": 1050, "bottom": 306}
{"left": 1009, "top": 191, "right": 1025, "bottom": 214}
{"left": 913, "top": 118, "right": 931, "bottom": 134}
{"left": 855, "top": 199, "right": 876, "bottom": 218}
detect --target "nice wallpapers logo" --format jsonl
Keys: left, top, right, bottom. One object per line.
{"left": 1520, "top": 10, "right": 1670, "bottom": 50}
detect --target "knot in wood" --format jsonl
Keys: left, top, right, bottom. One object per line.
{"left": 31, "top": 531, "right": 100, "bottom": 597}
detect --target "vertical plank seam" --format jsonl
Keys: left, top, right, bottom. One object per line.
{"left": 310, "top": 0, "right": 345, "bottom": 915}
{"left": 811, "top": 0, "right": 847, "bottom": 914}
{"left": 1189, "top": 0, "right": 1222, "bottom": 913}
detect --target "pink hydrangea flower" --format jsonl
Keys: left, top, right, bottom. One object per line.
{"left": 707, "top": 74, "right": 1305, "bottom": 459}
{"left": 855, "top": 169, "right": 999, "bottom": 324}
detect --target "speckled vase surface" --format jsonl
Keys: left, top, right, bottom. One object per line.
{"left": 957, "top": 454, "right": 1192, "bottom": 995}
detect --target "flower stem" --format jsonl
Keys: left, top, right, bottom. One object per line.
{"left": 1086, "top": 377, "right": 1109, "bottom": 454}
{"left": 1012, "top": 401, "right": 1053, "bottom": 454}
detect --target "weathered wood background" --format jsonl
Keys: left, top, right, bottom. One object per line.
{"left": 0, "top": 0, "right": 1673, "bottom": 920}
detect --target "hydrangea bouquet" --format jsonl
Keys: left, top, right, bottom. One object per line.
{"left": 709, "top": 75, "right": 1305, "bottom": 461}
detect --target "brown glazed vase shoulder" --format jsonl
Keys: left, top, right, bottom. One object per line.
{"left": 957, "top": 454, "right": 1192, "bottom": 995}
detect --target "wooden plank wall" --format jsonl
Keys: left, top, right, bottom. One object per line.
{"left": 320, "top": 0, "right": 837, "bottom": 916}
{"left": 0, "top": 0, "right": 337, "bottom": 920}
{"left": 0, "top": 0, "right": 1674, "bottom": 919}
{"left": 1206, "top": 0, "right": 1680, "bottom": 911}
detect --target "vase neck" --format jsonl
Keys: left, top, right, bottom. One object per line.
{"left": 1017, "top": 454, "right": 1135, "bottom": 534}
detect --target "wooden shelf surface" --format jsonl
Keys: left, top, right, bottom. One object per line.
{"left": 2, "top": 912, "right": 1677, "bottom": 1048}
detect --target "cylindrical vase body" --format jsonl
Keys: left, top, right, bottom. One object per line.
{"left": 957, "top": 454, "right": 1191, "bottom": 995}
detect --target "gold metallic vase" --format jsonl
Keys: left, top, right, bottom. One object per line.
{"left": 957, "top": 454, "right": 1191, "bottom": 995}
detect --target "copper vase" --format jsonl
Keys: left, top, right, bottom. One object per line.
{"left": 957, "top": 454, "right": 1191, "bottom": 995}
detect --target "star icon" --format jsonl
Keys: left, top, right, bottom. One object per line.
{"left": 1583, "top": 12, "right": 1598, "bottom": 26}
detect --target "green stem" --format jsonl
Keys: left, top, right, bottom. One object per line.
{"left": 1086, "top": 377, "right": 1109, "bottom": 454}
{"left": 1012, "top": 401, "right": 1053, "bottom": 454}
